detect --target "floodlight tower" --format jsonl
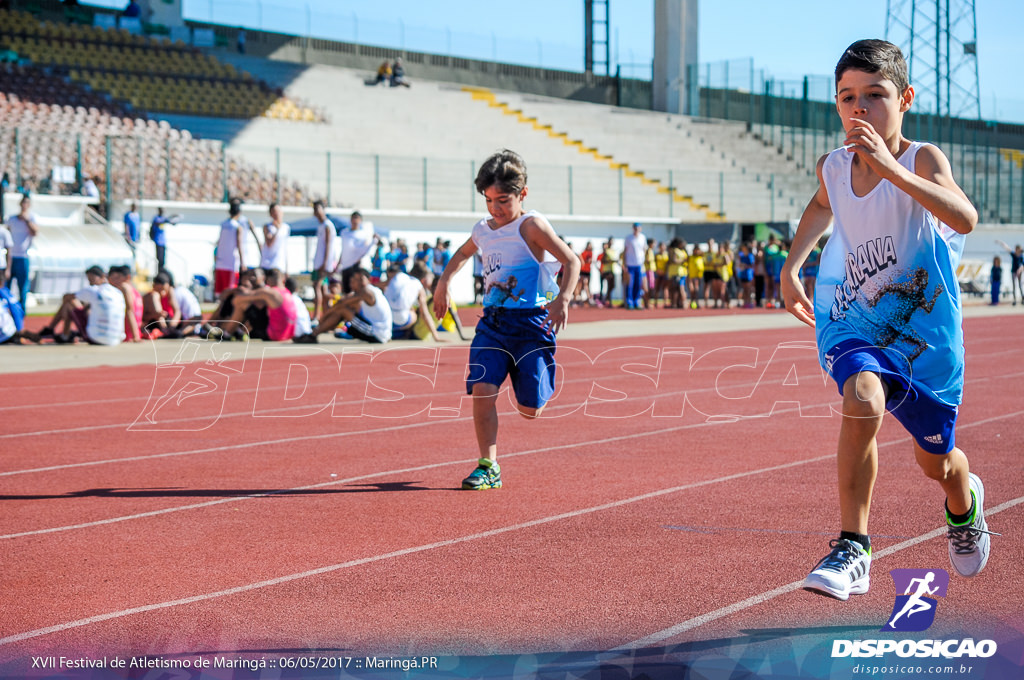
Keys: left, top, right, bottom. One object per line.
{"left": 885, "top": 0, "right": 981, "bottom": 119}
{"left": 584, "top": 0, "right": 611, "bottom": 75}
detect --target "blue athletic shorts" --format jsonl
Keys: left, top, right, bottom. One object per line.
{"left": 467, "top": 307, "right": 556, "bottom": 409}
{"left": 824, "top": 339, "right": 958, "bottom": 454}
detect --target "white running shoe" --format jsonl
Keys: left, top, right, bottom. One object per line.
{"left": 947, "top": 473, "right": 997, "bottom": 577}
{"left": 803, "top": 538, "right": 872, "bottom": 600}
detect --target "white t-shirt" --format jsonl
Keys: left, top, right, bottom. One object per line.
{"left": 624, "top": 232, "right": 646, "bottom": 268}
{"left": 215, "top": 218, "right": 241, "bottom": 271}
{"left": 340, "top": 220, "right": 375, "bottom": 270}
{"left": 0, "top": 290, "right": 18, "bottom": 342}
{"left": 238, "top": 216, "right": 262, "bottom": 269}
{"left": 6, "top": 214, "right": 37, "bottom": 257}
{"left": 313, "top": 220, "right": 338, "bottom": 270}
{"left": 174, "top": 286, "right": 202, "bottom": 320}
{"left": 76, "top": 283, "right": 126, "bottom": 346}
{"left": 291, "top": 292, "right": 312, "bottom": 336}
{"left": 0, "top": 226, "right": 12, "bottom": 267}
{"left": 260, "top": 221, "right": 290, "bottom": 271}
{"left": 384, "top": 271, "right": 423, "bottom": 327}
{"left": 360, "top": 285, "right": 392, "bottom": 341}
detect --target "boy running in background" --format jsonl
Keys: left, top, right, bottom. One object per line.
{"left": 781, "top": 39, "right": 994, "bottom": 600}
{"left": 433, "top": 149, "right": 580, "bottom": 490}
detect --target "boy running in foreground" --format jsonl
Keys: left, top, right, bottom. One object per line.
{"left": 780, "top": 40, "right": 995, "bottom": 600}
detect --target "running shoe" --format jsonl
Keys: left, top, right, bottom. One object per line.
{"left": 462, "top": 458, "right": 502, "bottom": 490}
{"left": 803, "top": 538, "right": 871, "bottom": 600}
{"left": 292, "top": 333, "right": 318, "bottom": 344}
{"left": 947, "top": 473, "right": 998, "bottom": 577}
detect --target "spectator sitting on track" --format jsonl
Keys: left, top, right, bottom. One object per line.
{"left": 218, "top": 268, "right": 297, "bottom": 342}
{"left": 293, "top": 268, "right": 392, "bottom": 344}
{"left": 284, "top": 277, "right": 313, "bottom": 338}
{"left": 107, "top": 265, "right": 143, "bottom": 342}
{"left": 207, "top": 267, "right": 266, "bottom": 340}
{"left": 34, "top": 265, "right": 126, "bottom": 345}
{"left": 385, "top": 262, "right": 443, "bottom": 341}
{"left": 143, "top": 271, "right": 182, "bottom": 338}
{"left": 168, "top": 273, "right": 204, "bottom": 336}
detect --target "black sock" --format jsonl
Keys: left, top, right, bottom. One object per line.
{"left": 839, "top": 531, "right": 871, "bottom": 553}
{"left": 946, "top": 496, "right": 976, "bottom": 525}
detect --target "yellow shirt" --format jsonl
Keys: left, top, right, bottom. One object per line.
{"left": 654, "top": 252, "right": 669, "bottom": 276}
{"left": 687, "top": 253, "right": 705, "bottom": 278}
{"left": 601, "top": 247, "right": 618, "bottom": 274}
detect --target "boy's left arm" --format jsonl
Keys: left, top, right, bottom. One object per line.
{"left": 523, "top": 216, "right": 580, "bottom": 334}
{"left": 902, "top": 145, "right": 978, "bottom": 234}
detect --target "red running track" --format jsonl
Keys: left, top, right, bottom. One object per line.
{"left": 0, "top": 316, "right": 1022, "bottom": 671}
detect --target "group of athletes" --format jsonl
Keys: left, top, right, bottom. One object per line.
{"left": 567, "top": 232, "right": 816, "bottom": 311}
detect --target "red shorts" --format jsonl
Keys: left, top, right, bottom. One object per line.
{"left": 215, "top": 269, "right": 238, "bottom": 295}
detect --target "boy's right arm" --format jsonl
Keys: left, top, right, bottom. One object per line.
{"left": 433, "top": 237, "right": 477, "bottom": 320}
{"left": 781, "top": 155, "right": 833, "bottom": 328}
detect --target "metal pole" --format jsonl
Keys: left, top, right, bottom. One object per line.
{"left": 104, "top": 135, "right": 112, "bottom": 208}
{"left": 422, "top": 157, "right": 428, "bottom": 211}
{"left": 221, "top": 143, "right": 228, "bottom": 202}
{"left": 719, "top": 171, "right": 725, "bottom": 215}
{"left": 618, "top": 166, "right": 623, "bottom": 216}
{"left": 568, "top": 165, "right": 573, "bottom": 215}
{"left": 374, "top": 154, "right": 380, "bottom": 210}
{"left": 668, "top": 169, "right": 673, "bottom": 218}
{"left": 14, "top": 128, "right": 21, "bottom": 190}
{"left": 326, "top": 151, "right": 332, "bottom": 206}
{"left": 275, "top": 147, "right": 281, "bottom": 204}
{"left": 165, "top": 138, "right": 171, "bottom": 200}
{"left": 470, "top": 160, "right": 476, "bottom": 211}
{"left": 770, "top": 173, "right": 776, "bottom": 221}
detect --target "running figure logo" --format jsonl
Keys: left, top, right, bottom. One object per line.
{"left": 883, "top": 568, "right": 949, "bottom": 632}
{"left": 868, "top": 267, "right": 943, "bottom": 363}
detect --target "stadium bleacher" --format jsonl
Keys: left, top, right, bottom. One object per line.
{"left": 0, "top": 8, "right": 322, "bottom": 121}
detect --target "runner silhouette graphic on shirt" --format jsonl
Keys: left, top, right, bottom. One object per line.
{"left": 887, "top": 571, "right": 939, "bottom": 628}
{"left": 868, "top": 267, "right": 943, "bottom": 363}
{"left": 486, "top": 275, "right": 524, "bottom": 305}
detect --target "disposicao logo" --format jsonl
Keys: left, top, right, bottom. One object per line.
{"left": 883, "top": 568, "right": 948, "bottom": 632}
{"left": 831, "top": 568, "right": 998, "bottom": 659}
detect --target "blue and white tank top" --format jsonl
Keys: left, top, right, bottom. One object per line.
{"left": 815, "top": 141, "right": 965, "bottom": 406}
{"left": 472, "top": 210, "right": 560, "bottom": 309}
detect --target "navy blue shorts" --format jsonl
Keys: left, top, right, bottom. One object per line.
{"left": 825, "top": 339, "right": 958, "bottom": 454}
{"left": 467, "top": 307, "right": 556, "bottom": 409}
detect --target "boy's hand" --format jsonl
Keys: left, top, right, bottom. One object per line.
{"left": 779, "top": 268, "right": 815, "bottom": 328}
{"left": 845, "top": 118, "right": 902, "bottom": 179}
{"left": 432, "top": 279, "right": 450, "bottom": 320}
{"left": 544, "top": 294, "right": 571, "bottom": 334}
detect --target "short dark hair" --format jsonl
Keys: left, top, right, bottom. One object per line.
{"left": 475, "top": 149, "right": 527, "bottom": 195}
{"left": 351, "top": 210, "right": 362, "bottom": 220}
{"left": 85, "top": 265, "right": 105, "bottom": 278}
{"left": 409, "top": 262, "right": 430, "bottom": 280}
{"left": 228, "top": 201, "right": 241, "bottom": 217}
{"left": 284, "top": 277, "right": 297, "bottom": 293}
{"left": 153, "top": 272, "right": 171, "bottom": 285}
{"left": 835, "top": 39, "right": 909, "bottom": 93}
{"left": 312, "top": 200, "right": 325, "bottom": 211}
{"left": 108, "top": 265, "right": 131, "bottom": 277}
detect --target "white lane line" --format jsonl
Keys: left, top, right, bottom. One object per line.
{"left": 0, "top": 363, "right": 809, "bottom": 477}
{"left": 618, "top": 495, "right": 1024, "bottom": 650}
{"left": 0, "top": 452, "right": 836, "bottom": 647}
{"left": 4, "top": 400, "right": 1020, "bottom": 540}
{"left": 2, "top": 410, "right": 1020, "bottom": 645}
